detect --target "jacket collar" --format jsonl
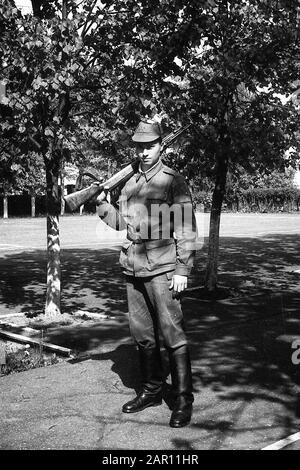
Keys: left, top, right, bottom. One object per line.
{"left": 136, "top": 159, "right": 163, "bottom": 182}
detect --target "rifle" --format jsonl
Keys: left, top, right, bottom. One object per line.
{"left": 64, "top": 123, "right": 192, "bottom": 212}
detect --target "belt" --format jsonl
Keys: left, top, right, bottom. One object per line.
{"left": 130, "top": 238, "right": 174, "bottom": 246}
{"left": 131, "top": 239, "right": 145, "bottom": 244}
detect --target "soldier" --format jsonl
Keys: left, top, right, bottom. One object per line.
{"left": 97, "top": 120, "right": 196, "bottom": 427}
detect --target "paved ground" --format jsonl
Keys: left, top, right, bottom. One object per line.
{"left": 0, "top": 213, "right": 300, "bottom": 450}
{"left": 1, "top": 291, "right": 300, "bottom": 451}
{"left": 0, "top": 213, "right": 299, "bottom": 316}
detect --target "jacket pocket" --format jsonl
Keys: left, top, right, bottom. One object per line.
{"left": 145, "top": 239, "right": 176, "bottom": 270}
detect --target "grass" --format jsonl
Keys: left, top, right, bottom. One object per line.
{"left": 0, "top": 343, "right": 60, "bottom": 377}
{"left": 0, "top": 311, "right": 105, "bottom": 377}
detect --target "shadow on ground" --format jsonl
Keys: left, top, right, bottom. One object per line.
{"left": 1, "top": 234, "right": 299, "bottom": 314}
{"left": 190, "top": 234, "right": 300, "bottom": 296}
{"left": 0, "top": 248, "right": 127, "bottom": 316}
{"left": 1, "top": 234, "right": 300, "bottom": 449}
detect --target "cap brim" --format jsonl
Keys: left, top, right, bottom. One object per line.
{"left": 132, "top": 134, "right": 161, "bottom": 143}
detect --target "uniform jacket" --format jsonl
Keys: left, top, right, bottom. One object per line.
{"left": 97, "top": 160, "right": 197, "bottom": 277}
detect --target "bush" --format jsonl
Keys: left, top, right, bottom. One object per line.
{"left": 192, "top": 187, "right": 300, "bottom": 212}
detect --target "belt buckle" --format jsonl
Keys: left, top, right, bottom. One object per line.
{"left": 133, "top": 238, "right": 143, "bottom": 244}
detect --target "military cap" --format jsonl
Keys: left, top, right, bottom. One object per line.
{"left": 132, "top": 120, "right": 161, "bottom": 143}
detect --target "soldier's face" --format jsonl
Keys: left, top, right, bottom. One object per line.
{"left": 136, "top": 139, "right": 161, "bottom": 171}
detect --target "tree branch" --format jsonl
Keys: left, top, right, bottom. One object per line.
{"left": 81, "top": 0, "right": 98, "bottom": 37}
{"left": 28, "top": 134, "right": 42, "bottom": 150}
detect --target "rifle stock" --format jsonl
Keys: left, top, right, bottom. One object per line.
{"left": 64, "top": 183, "right": 103, "bottom": 212}
{"left": 64, "top": 160, "right": 139, "bottom": 211}
{"left": 64, "top": 123, "right": 191, "bottom": 212}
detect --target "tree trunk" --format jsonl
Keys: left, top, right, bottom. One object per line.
{"left": 31, "top": 195, "right": 36, "bottom": 217}
{"left": 60, "top": 163, "right": 65, "bottom": 216}
{"left": 60, "top": 192, "right": 65, "bottom": 216}
{"left": 3, "top": 195, "right": 8, "bottom": 219}
{"left": 107, "top": 158, "right": 112, "bottom": 178}
{"left": 45, "top": 150, "right": 61, "bottom": 317}
{"left": 205, "top": 151, "right": 229, "bottom": 292}
{"left": 31, "top": 2, "right": 68, "bottom": 318}
{"left": 31, "top": 0, "right": 42, "bottom": 18}
{"left": 62, "top": 0, "right": 67, "bottom": 19}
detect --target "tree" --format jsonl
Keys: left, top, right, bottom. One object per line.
{"left": 111, "top": 0, "right": 300, "bottom": 291}
{"left": 0, "top": 0, "right": 145, "bottom": 315}
{"left": 1, "top": 0, "right": 299, "bottom": 315}
{"left": 183, "top": 1, "right": 300, "bottom": 291}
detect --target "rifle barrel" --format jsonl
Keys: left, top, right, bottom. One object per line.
{"left": 162, "top": 124, "right": 191, "bottom": 148}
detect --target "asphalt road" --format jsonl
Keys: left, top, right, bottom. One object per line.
{"left": 0, "top": 213, "right": 300, "bottom": 450}
{"left": 1, "top": 291, "right": 300, "bottom": 451}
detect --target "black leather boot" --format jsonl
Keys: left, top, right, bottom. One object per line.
{"left": 122, "top": 347, "right": 163, "bottom": 413}
{"left": 168, "top": 346, "right": 194, "bottom": 428}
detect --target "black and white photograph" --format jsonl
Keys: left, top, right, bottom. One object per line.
{"left": 0, "top": 0, "right": 300, "bottom": 454}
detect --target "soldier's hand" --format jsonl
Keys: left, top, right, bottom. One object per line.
{"left": 96, "top": 188, "right": 109, "bottom": 205}
{"left": 169, "top": 275, "right": 187, "bottom": 293}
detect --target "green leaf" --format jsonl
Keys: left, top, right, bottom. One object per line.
{"left": 45, "top": 128, "right": 54, "bottom": 137}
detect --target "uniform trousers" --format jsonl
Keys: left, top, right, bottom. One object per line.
{"left": 126, "top": 272, "right": 187, "bottom": 351}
